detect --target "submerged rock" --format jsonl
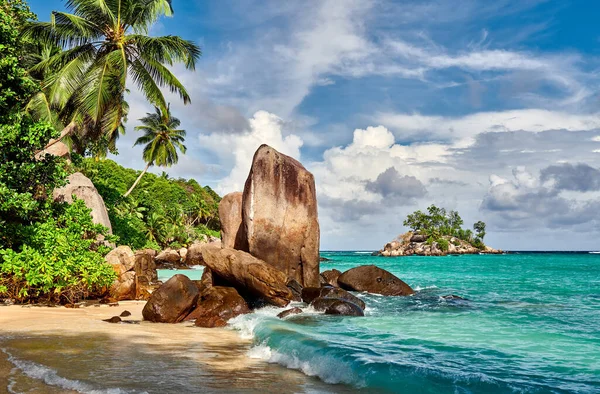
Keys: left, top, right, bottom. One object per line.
{"left": 441, "top": 294, "right": 469, "bottom": 301}
{"left": 241, "top": 144, "right": 320, "bottom": 287}
{"left": 201, "top": 245, "right": 293, "bottom": 307}
{"left": 311, "top": 297, "right": 341, "bottom": 311}
{"left": 277, "top": 307, "right": 303, "bottom": 319}
{"left": 142, "top": 274, "right": 199, "bottom": 323}
{"left": 324, "top": 300, "right": 364, "bottom": 316}
{"left": 338, "top": 265, "right": 414, "bottom": 296}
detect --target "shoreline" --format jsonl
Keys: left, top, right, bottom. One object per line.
{"left": 0, "top": 301, "right": 356, "bottom": 393}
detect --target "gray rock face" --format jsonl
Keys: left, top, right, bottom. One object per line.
{"left": 218, "top": 192, "right": 245, "bottom": 249}
{"left": 241, "top": 144, "right": 320, "bottom": 287}
{"left": 53, "top": 172, "right": 112, "bottom": 233}
{"left": 338, "top": 265, "right": 415, "bottom": 296}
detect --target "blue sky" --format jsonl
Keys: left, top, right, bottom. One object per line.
{"left": 28, "top": 0, "right": 600, "bottom": 250}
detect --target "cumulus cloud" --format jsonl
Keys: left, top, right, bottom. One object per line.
{"left": 540, "top": 163, "right": 600, "bottom": 192}
{"left": 200, "top": 111, "right": 303, "bottom": 194}
{"left": 366, "top": 167, "right": 427, "bottom": 203}
{"left": 481, "top": 167, "right": 600, "bottom": 230}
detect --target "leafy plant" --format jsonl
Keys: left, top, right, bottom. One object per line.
{"left": 437, "top": 238, "right": 449, "bottom": 252}
{"left": 0, "top": 199, "right": 117, "bottom": 304}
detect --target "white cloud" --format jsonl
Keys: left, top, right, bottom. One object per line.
{"left": 200, "top": 111, "right": 303, "bottom": 194}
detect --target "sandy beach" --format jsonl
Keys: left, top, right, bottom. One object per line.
{"left": 0, "top": 301, "right": 350, "bottom": 393}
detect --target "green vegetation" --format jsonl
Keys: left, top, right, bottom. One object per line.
{"left": 0, "top": 0, "right": 207, "bottom": 304}
{"left": 0, "top": 0, "right": 116, "bottom": 303}
{"left": 77, "top": 157, "right": 220, "bottom": 251}
{"left": 22, "top": 0, "right": 201, "bottom": 158}
{"left": 124, "top": 105, "right": 186, "bottom": 197}
{"left": 403, "top": 205, "right": 487, "bottom": 249}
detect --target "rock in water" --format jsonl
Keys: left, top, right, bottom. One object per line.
{"left": 303, "top": 287, "right": 366, "bottom": 310}
{"left": 219, "top": 192, "right": 246, "bottom": 249}
{"left": 241, "top": 144, "right": 320, "bottom": 287}
{"left": 324, "top": 300, "right": 364, "bottom": 316}
{"left": 277, "top": 307, "right": 303, "bottom": 319}
{"left": 311, "top": 297, "right": 343, "bottom": 311}
{"left": 201, "top": 245, "right": 293, "bottom": 307}
{"left": 185, "top": 286, "right": 250, "bottom": 326}
{"left": 142, "top": 274, "right": 199, "bottom": 323}
{"left": 338, "top": 265, "right": 414, "bottom": 296}
{"left": 53, "top": 172, "right": 112, "bottom": 233}
{"left": 320, "top": 269, "right": 342, "bottom": 287}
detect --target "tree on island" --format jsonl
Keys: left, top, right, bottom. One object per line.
{"left": 22, "top": 0, "right": 200, "bottom": 156}
{"left": 123, "top": 105, "right": 186, "bottom": 197}
{"left": 403, "top": 205, "right": 487, "bottom": 250}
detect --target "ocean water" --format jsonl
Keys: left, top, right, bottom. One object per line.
{"left": 2, "top": 253, "right": 599, "bottom": 393}
{"left": 230, "top": 252, "right": 600, "bottom": 393}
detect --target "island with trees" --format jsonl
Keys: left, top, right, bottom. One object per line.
{"left": 375, "top": 205, "right": 502, "bottom": 256}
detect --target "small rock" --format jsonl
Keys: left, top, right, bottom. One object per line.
{"left": 324, "top": 300, "right": 364, "bottom": 316}
{"left": 120, "top": 310, "right": 132, "bottom": 317}
{"left": 311, "top": 297, "right": 342, "bottom": 311}
{"left": 441, "top": 294, "right": 468, "bottom": 301}
{"left": 277, "top": 307, "right": 303, "bottom": 319}
{"left": 108, "top": 302, "right": 119, "bottom": 307}
{"left": 103, "top": 316, "right": 122, "bottom": 323}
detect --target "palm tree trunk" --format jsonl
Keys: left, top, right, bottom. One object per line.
{"left": 124, "top": 163, "right": 151, "bottom": 197}
{"left": 38, "top": 121, "right": 77, "bottom": 153}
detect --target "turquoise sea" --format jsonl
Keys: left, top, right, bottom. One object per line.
{"left": 230, "top": 252, "right": 600, "bottom": 393}
{"left": 2, "top": 253, "right": 599, "bottom": 393}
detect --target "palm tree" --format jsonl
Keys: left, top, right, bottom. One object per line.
{"left": 23, "top": 0, "right": 200, "bottom": 155}
{"left": 123, "top": 105, "right": 186, "bottom": 197}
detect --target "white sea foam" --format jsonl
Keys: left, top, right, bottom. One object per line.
{"left": 2, "top": 348, "right": 138, "bottom": 394}
{"left": 190, "top": 265, "right": 205, "bottom": 270}
{"left": 414, "top": 285, "right": 438, "bottom": 291}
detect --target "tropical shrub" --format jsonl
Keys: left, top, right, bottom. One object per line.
{"left": 0, "top": 200, "right": 117, "bottom": 304}
{"left": 437, "top": 238, "right": 449, "bottom": 252}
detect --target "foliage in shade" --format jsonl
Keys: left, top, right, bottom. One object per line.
{"left": 22, "top": 0, "right": 201, "bottom": 156}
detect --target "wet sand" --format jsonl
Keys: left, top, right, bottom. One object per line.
{"left": 0, "top": 302, "right": 354, "bottom": 393}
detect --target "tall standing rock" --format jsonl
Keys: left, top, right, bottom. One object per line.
{"left": 241, "top": 144, "right": 320, "bottom": 287}
{"left": 53, "top": 172, "right": 112, "bottom": 233}
{"left": 219, "top": 192, "right": 245, "bottom": 249}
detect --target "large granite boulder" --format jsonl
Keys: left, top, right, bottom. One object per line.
{"left": 302, "top": 286, "right": 365, "bottom": 310}
{"left": 155, "top": 248, "right": 181, "bottom": 264}
{"left": 184, "top": 286, "right": 250, "bottom": 327}
{"left": 53, "top": 172, "right": 112, "bottom": 233}
{"left": 241, "top": 144, "right": 320, "bottom": 287}
{"left": 338, "top": 265, "right": 414, "bottom": 296}
{"left": 105, "top": 246, "right": 135, "bottom": 275}
{"left": 219, "top": 192, "right": 245, "bottom": 249}
{"left": 201, "top": 245, "right": 293, "bottom": 307}
{"left": 142, "top": 274, "right": 200, "bottom": 323}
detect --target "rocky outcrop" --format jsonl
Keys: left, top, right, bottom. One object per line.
{"left": 201, "top": 245, "right": 293, "bottom": 307}
{"left": 155, "top": 248, "right": 181, "bottom": 264}
{"left": 110, "top": 271, "right": 136, "bottom": 301}
{"left": 106, "top": 246, "right": 137, "bottom": 301}
{"left": 219, "top": 192, "right": 245, "bottom": 249}
{"left": 142, "top": 274, "right": 199, "bottom": 323}
{"left": 241, "top": 144, "right": 320, "bottom": 287}
{"left": 324, "top": 300, "right": 364, "bottom": 316}
{"left": 184, "top": 286, "right": 250, "bottom": 327}
{"left": 377, "top": 232, "right": 502, "bottom": 257}
{"left": 185, "top": 242, "right": 205, "bottom": 266}
{"left": 53, "top": 172, "right": 112, "bottom": 233}
{"left": 134, "top": 250, "right": 158, "bottom": 300}
{"left": 338, "top": 265, "right": 414, "bottom": 296}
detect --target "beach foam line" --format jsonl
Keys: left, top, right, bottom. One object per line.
{"left": 1, "top": 348, "right": 137, "bottom": 394}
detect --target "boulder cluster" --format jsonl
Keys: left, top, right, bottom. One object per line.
{"left": 376, "top": 232, "right": 502, "bottom": 257}
{"left": 138, "top": 145, "right": 417, "bottom": 327}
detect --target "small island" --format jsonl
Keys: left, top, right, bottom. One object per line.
{"left": 375, "top": 205, "right": 502, "bottom": 256}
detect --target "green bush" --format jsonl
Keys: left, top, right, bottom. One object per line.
{"left": 0, "top": 200, "right": 117, "bottom": 304}
{"left": 437, "top": 238, "right": 449, "bottom": 252}
{"left": 472, "top": 238, "right": 485, "bottom": 250}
